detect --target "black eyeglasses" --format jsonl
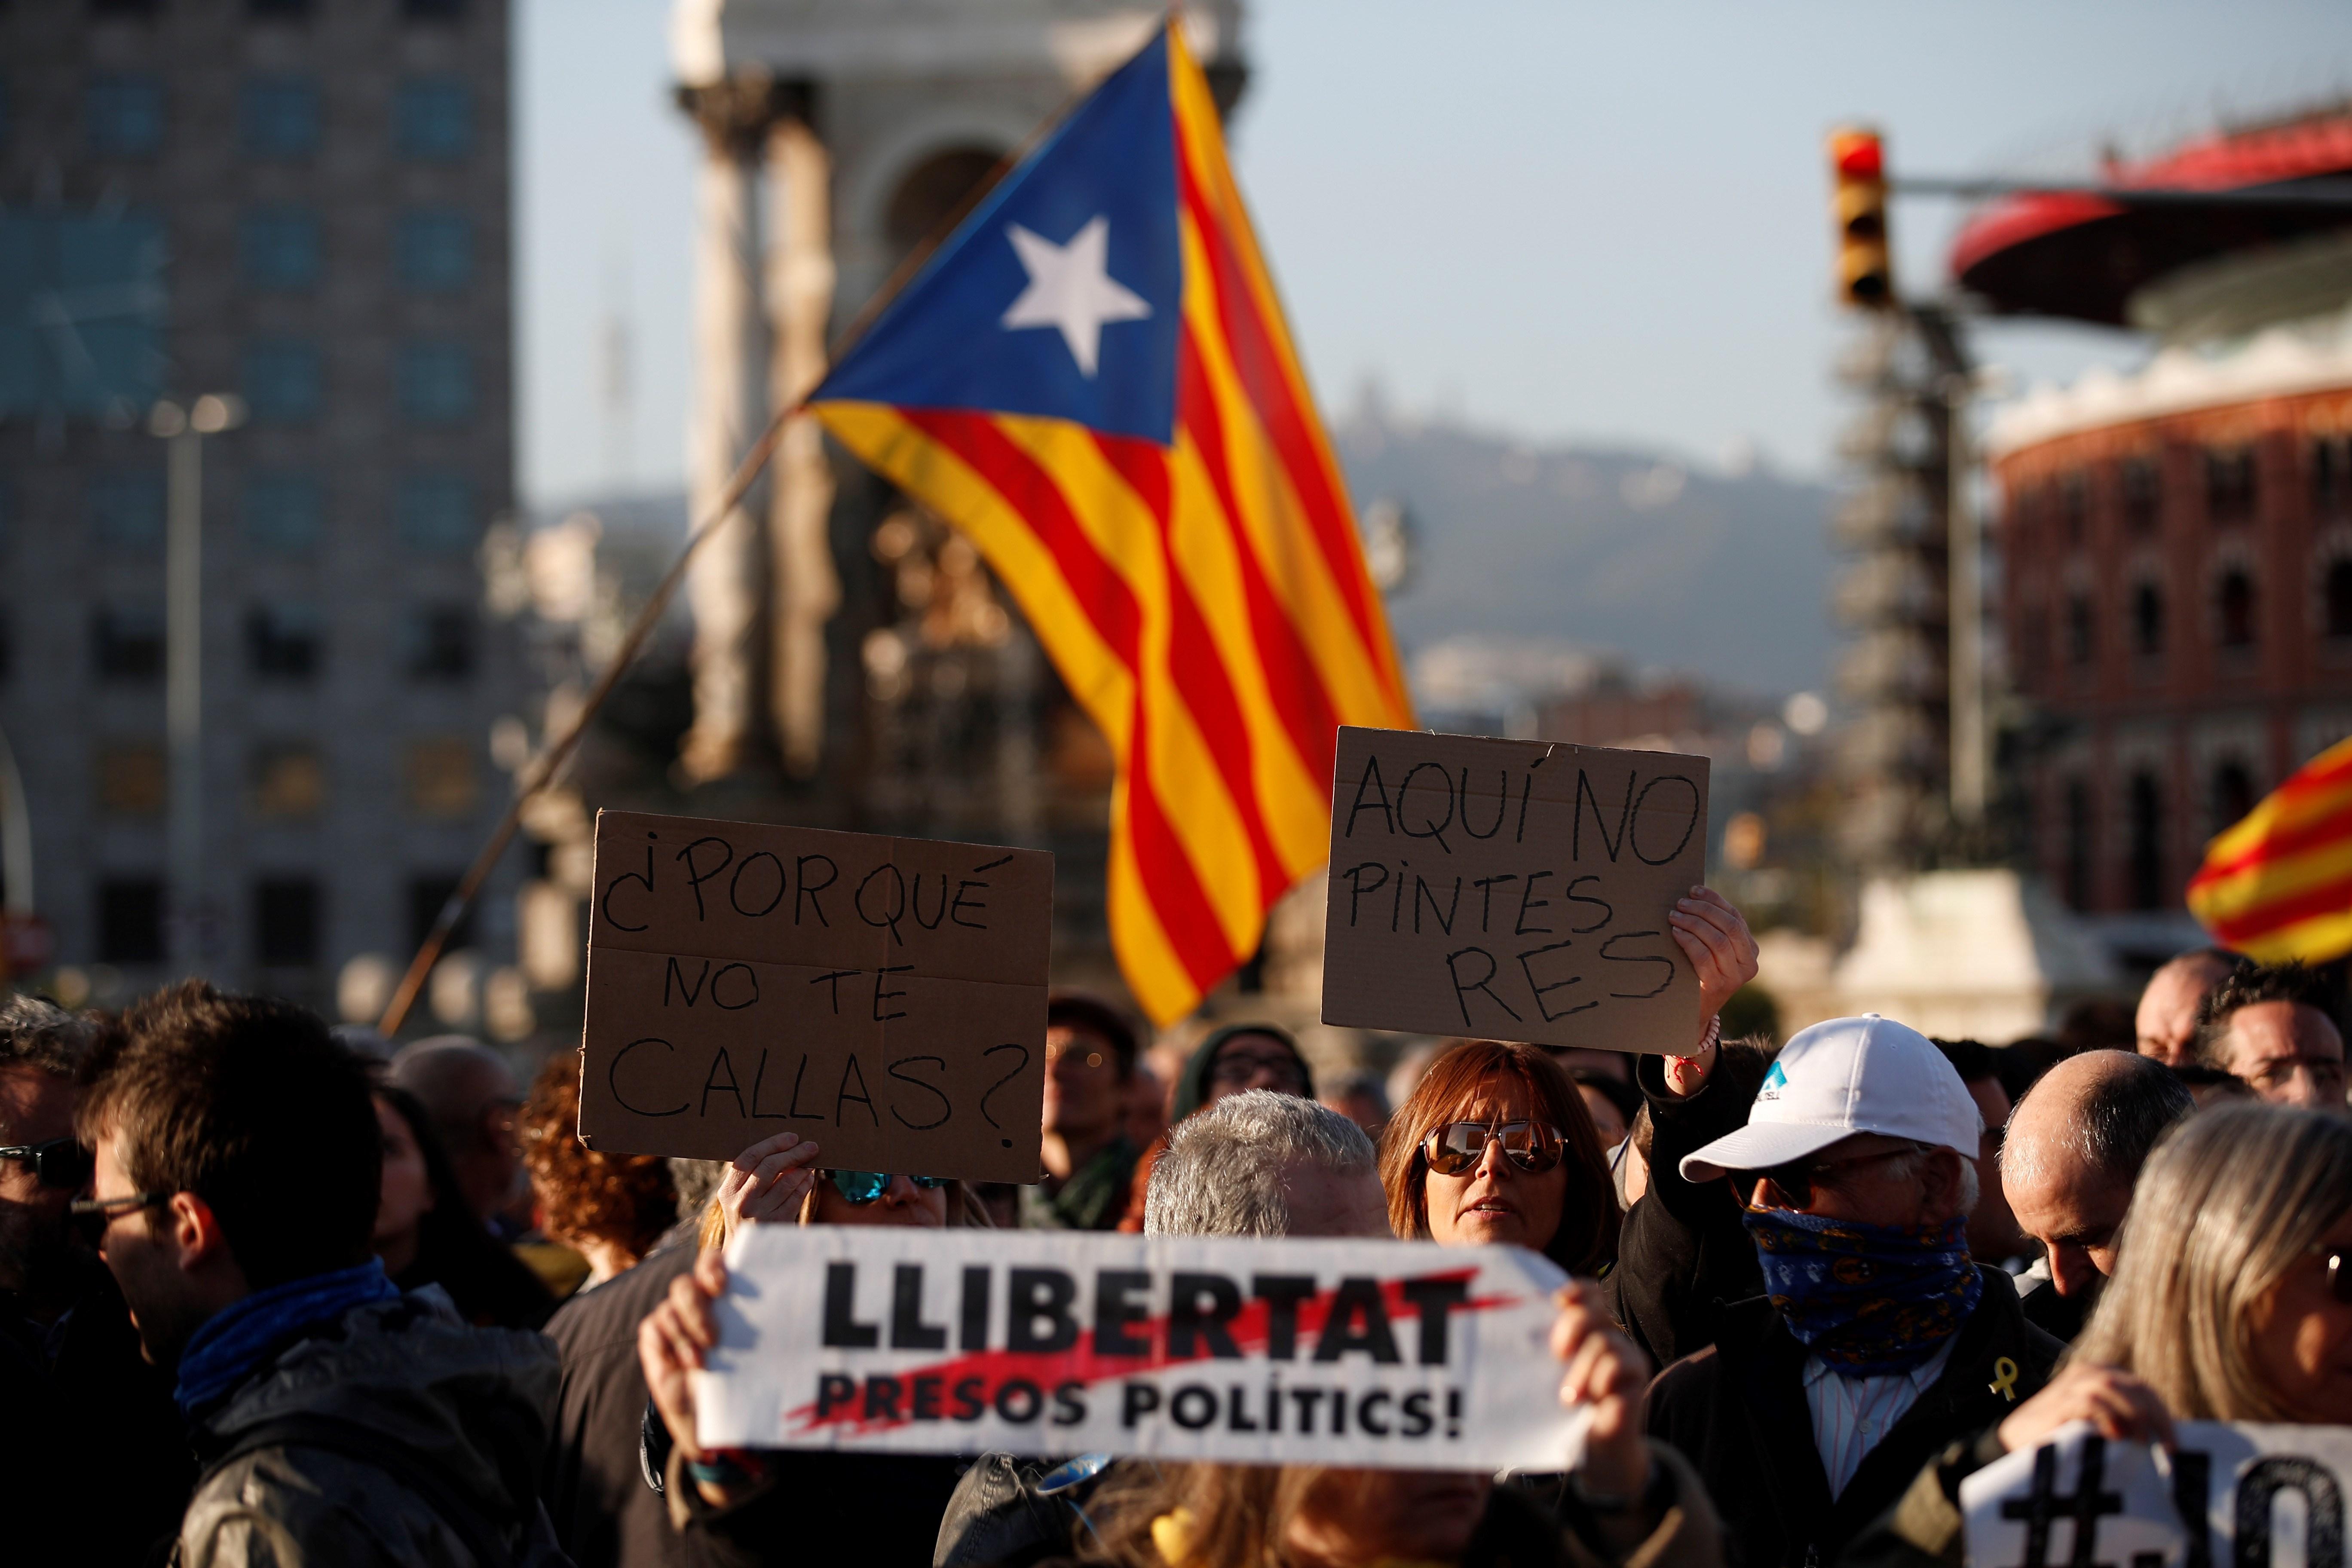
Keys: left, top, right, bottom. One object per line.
{"left": 0, "top": 1137, "right": 93, "bottom": 1191}
{"left": 67, "top": 1191, "right": 168, "bottom": 1247}
{"left": 828, "top": 1171, "right": 950, "bottom": 1205}
{"left": 1745, "top": 1146, "right": 1921, "bottom": 1212}
{"left": 1420, "top": 1119, "right": 1565, "bottom": 1177}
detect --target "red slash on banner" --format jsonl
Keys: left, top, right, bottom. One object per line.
{"left": 697, "top": 1228, "right": 1587, "bottom": 1473}
{"left": 784, "top": 1266, "right": 1509, "bottom": 1439}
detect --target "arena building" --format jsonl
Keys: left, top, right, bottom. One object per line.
{"left": 1969, "top": 106, "right": 2352, "bottom": 943}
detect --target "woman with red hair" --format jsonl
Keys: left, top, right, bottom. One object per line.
{"left": 1380, "top": 1039, "right": 1621, "bottom": 1273}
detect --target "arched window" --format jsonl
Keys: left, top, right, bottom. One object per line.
{"left": 2061, "top": 473, "right": 2089, "bottom": 545}
{"left": 2213, "top": 760, "right": 2256, "bottom": 837}
{"left": 2066, "top": 594, "right": 2095, "bottom": 666}
{"left": 2122, "top": 457, "right": 2161, "bottom": 534}
{"left": 2326, "top": 558, "right": 2352, "bottom": 639}
{"left": 2206, "top": 447, "right": 2257, "bottom": 524}
{"left": 2133, "top": 581, "right": 2164, "bottom": 656}
{"left": 2128, "top": 772, "right": 2163, "bottom": 910}
{"left": 885, "top": 147, "right": 1006, "bottom": 261}
{"left": 2218, "top": 569, "right": 2257, "bottom": 648}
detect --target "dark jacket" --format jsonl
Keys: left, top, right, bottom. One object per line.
{"left": 654, "top": 1438, "right": 968, "bottom": 1568}
{"left": 2009, "top": 1258, "right": 2086, "bottom": 1343}
{"left": 935, "top": 1440, "right": 1724, "bottom": 1568}
{"left": 0, "top": 1302, "right": 72, "bottom": 1564}
{"left": 1606, "top": 1049, "right": 1769, "bottom": 1370}
{"left": 177, "top": 1288, "right": 564, "bottom": 1567}
{"left": 542, "top": 1235, "right": 699, "bottom": 1568}
{"left": 1645, "top": 1268, "right": 2062, "bottom": 1568}
{"left": 1835, "top": 1428, "right": 2012, "bottom": 1568}
{"left": 1017, "top": 1135, "right": 1140, "bottom": 1232}
{"left": 0, "top": 1261, "right": 195, "bottom": 1567}
{"left": 397, "top": 1232, "right": 560, "bottom": 1332}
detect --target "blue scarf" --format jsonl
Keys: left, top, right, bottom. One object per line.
{"left": 174, "top": 1259, "right": 402, "bottom": 1418}
{"left": 1743, "top": 1208, "right": 1981, "bottom": 1377}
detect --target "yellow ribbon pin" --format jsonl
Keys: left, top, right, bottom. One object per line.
{"left": 1988, "top": 1356, "right": 2020, "bottom": 1402}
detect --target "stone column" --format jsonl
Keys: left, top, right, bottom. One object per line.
{"left": 675, "top": 79, "right": 776, "bottom": 785}
{"left": 765, "top": 106, "right": 839, "bottom": 779}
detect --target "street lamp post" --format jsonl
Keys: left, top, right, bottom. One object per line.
{"left": 150, "top": 393, "right": 245, "bottom": 974}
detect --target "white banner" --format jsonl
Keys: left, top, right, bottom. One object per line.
{"left": 1962, "top": 1420, "right": 2352, "bottom": 1568}
{"left": 695, "top": 1226, "right": 1587, "bottom": 1473}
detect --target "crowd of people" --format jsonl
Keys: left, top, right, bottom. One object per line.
{"left": 0, "top": 887, "right": 2347, "bottom": 1567}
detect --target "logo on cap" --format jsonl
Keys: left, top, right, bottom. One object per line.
{"left": 1757, "top": 1060, "right": 1788, "bottom": 1102}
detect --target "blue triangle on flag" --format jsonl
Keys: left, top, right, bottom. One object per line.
{"left": 811, "top": 30, "right": 1181, "bottom": 445}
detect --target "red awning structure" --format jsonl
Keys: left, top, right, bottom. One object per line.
{"left": 1950, "top": 109, "right": 2352, "bottom": 324}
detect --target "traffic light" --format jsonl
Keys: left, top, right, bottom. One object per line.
{"left": 1828, "top": 126, "right": 1893, "bottom": 308}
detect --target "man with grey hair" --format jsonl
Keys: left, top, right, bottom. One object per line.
{"left": 1143, "top": 1087, "right": 1388, "bottom": 1239}
{"left": 938, "top": 1092, "right": 1390, "bottom": 1564}
{"left": 0, "top": 995, "right": 98, "bottom": 1315}
{"left": 0, "top": 995, "right": 192, "bottom": 1562}
{"left": 390, "top": 1034, "right": 530, "bottom": 1230}
{"left": 2000, "top": 1049, "right": 2195, "bottom": 1340}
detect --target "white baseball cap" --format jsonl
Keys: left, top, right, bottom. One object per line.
{"left": 1678, "top": 1014, "right": 1981, "bottom": 1183}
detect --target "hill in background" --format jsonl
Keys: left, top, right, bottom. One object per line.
{"left": 1335, "top": 398, "right": 1842, "bottom": 700}
{"left": 534, "top": 407, "right": 1845, "bottom": 706}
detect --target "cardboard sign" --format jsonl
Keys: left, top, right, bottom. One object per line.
{"left": 1320, "top": 727, "right": 1710, "bottom": 1053}
{"left": 695, "top": 1225, "right": 1587, "bottom": 1473}
{"left": 1962, "top": 1420, "right": 2352, "bottom": 1568}
{"left": 578, "top": 810, "right": 1053, "bottom": 1182}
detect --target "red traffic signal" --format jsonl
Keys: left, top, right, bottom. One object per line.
{"left": 1828, "top": 126, "right": 1893, "bottom": 308}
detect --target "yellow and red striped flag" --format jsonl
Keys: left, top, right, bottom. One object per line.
{"left": 2187, "top": 735, "right": 2352, "bottom": 962}
{"left": 806, "top": 24, "right": 1413, "bottom": 1023}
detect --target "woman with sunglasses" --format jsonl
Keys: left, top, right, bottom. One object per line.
{"left": 638, "top": 1129, "right": 989, "bottom": 1567}
{"left": 1846, "top": 1102, "right": 2352, "bottom": 1568}
{"left": 1380, "top": 1039, "right": 1620, "bottom": 1275}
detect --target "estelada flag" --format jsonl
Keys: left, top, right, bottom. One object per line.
{"left": 2187, "top": 735, "right": 2352, "bottom": 963}
{"left": 808, "top": 23, "right": 1414, "bottom": 1023}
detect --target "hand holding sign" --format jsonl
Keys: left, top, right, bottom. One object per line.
{"left": 1669, "top": 887, "right": 1760, "bottom": 1030}
{"left": 717, "top": 1130, "right": 824, "bottom": 1241}
{"left": 1551, "top": 1280, "right": 1654, "bottom": 1506}
{"left": 1995, "top": 1361, "right": 2177, "bottom": 1455}
{"left": 642, "top": 1250, "right": 729, "bottom": 1471}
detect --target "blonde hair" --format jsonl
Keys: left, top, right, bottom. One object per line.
{"left": 2076, "top": 1102, "right": 2352, "bottom": 1419}
{"left": 1074, "top": 1461, "right": 1328, "bottom": 1566}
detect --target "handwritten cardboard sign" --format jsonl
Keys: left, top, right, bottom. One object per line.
{"left": 577, "top": 810, "right": 1053, "bottom": 1182}
{"left": 1320, "top": 727, "right": 1710, "bottom": 1054}
{"left": 1962, "top": 1420, "right": 2352, "bottom": 1568}
{"left": 696, "top": 1225, "right": 1586, "bottom": 1473}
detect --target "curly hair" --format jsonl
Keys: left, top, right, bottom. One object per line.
{"left": 521, "top": 1053, "right": 676, "bottom": 1262}
{"left": 2191, "top": 959, "right": 2336, "bottom": 1072}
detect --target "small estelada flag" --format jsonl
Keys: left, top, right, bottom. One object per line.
{"left": 2187, "top": 734, "right": 2352, "bottom": 963}
{"left": 807, "top": 22, "right": 1414, "bottom": 1024}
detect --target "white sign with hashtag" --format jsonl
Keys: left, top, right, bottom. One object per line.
{"left": 1961, "top": 1421, "right": 2352, "bottom": 1568}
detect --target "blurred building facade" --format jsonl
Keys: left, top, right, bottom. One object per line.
{"left": 0, "top": 0, "right": 522, "bottom": 1022}
{"left": 508, "top": 0, "right": 1248, "bottom": 1025}
{"left": 1970, "top": 106, "right": 2352, "bottom": 952}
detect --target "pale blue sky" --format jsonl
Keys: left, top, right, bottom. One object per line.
{"left": 516, "top": 0, "right": 2352, "bottom": 508}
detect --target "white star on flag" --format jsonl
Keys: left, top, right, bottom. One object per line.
{"left": 998, "top": 215, "right": 1152, "bottom": 378}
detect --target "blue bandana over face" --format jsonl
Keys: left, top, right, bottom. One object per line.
{"left": 1743, "top": 1208, "right": 1980, "bottom": 1377}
